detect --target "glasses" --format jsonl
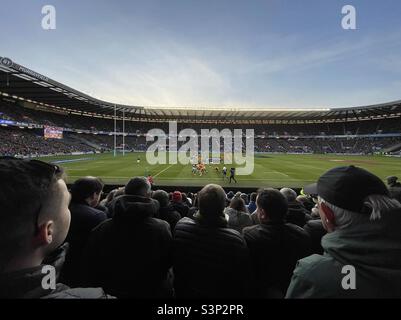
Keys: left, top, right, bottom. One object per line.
{"left": 0, "top": 156, "right": 62, "bottom": 234}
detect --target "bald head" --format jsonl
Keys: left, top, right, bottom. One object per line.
{"left": 198, "top": 184, "right": 226, "bottom": 218}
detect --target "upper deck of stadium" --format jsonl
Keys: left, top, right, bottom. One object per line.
{"left": 1, "top": 56, "right": 401, "bottom": 124}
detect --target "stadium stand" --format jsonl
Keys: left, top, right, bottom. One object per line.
{"left": 1, "top": 58, "right": 401, "bottom": 299}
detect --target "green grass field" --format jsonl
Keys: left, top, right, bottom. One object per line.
{"left": 40, "top": 152, "right": 401, "bottom": 189}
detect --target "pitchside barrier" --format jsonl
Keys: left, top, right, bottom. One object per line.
{"left": 70, "top": 183, "right": 302, "bottom": 198}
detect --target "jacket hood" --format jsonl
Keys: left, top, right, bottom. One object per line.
{"left": 193, "top": 210, "right": 227, "bottom": 228}
{"left": 0, "top": 243, "right": 69, "bottom": 299}
{"left": 112, "top": 195, "right": 159, "bottom": 223}
{"left": 322, "top": 208, "right": 401, "bottom": 278}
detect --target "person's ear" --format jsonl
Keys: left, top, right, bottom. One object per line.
{"left": 320, "top": 202, "right": 336, "bottom": 231}
{"left": 34, "top": 220, "right": 54, "bottom": 247}
{"left": 258, "top": 208, "right": 267, "bottom": 221}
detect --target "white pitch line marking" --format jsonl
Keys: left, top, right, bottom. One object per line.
{"left": 153, "top": 164, "right": 175, "bottom": 178}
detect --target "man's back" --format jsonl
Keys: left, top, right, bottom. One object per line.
{"left": 173, "top": 217, "right": 250, "bottom": 298}
{"left": 81, "top": 195, "right": 173, "bottom": 298}
{"left": 62, "top": 202, "right": 107, "bottom": 285}
{"left": 243, "top": 222, "right": 311, "bottom": 297}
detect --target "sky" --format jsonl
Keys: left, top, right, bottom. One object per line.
{"left": 1, "top": 0, "right": 401, "bottom": 109}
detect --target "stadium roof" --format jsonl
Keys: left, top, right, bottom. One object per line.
{"left": 1, "top": 56, "right": 401, "bottom": 123}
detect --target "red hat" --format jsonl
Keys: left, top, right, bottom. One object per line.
{"left": 172, "top": 191, "right": 182, "bottom": 203}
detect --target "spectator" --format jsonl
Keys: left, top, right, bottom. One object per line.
{"left": 173, "top": 184, "right": 250, "bottom": 298}
{"left": 152, "top": 190, "right": 181, "bottom": 231}
{"left": 169, "top": 191, "right": 189, "bottom": 218}
{"left": 303, "top": 219, "right": 326, "bottom": 254}
{"left": 182, "top": 193, "right": 192, "bottom": 207}
{"left": 387, "top": 176, "right": 401, "bottom": 202}
{"left": 296, "top": 194, "right": 315, "bottom": 212}
{"left": 101, "top": 187, "right": 125, "bottom": 218}
{"left": 280, "top": 187, "right": 311, "bottom": 227}
{"left": 247, "top": 192, "right": 257, "bottom": 213}
{"left": 62, "top": 177, "right": 107, "bottom": 286}
{"left": 243, "top": 188, "right": 311, "bottom": 298}
{"left": 224, "top": 193, "right": 252, "bottom": 232}
{"left": 286, "top": 166, "right": 401, "bottom": 298}
{"left": 81, "top": 177, "right": 173, "bottom": 298}
{"left": 0, "top": 158, "right": 110, "bottom": 298}
{"left": 240, "top": 193, "right": 248, "bottom": 205}
{"left": 187, "top": 193, "right": 198, "bottom": 220}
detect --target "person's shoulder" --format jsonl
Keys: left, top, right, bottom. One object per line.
{"left": 43, "top": 285, "right": 114, "bottom": 299}
{"left": 242, "top": 224, "right": 260, "bottom": 235}
{"left": 286, "top": 222, "right": 308, "bottom": 232}
{"left": 293, "top": 254, "right": 341, "bottom": 282}
{"left": 176, "top": 217, "right": 196, "bottom": 228}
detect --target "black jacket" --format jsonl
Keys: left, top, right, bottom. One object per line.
{"left": 158, "top": 206, "right": 181, "bottom": 232}
{"left": 173, "top": 216, "right": 251, "bottom": 298}
{"left": 243, "top": 222, "right": 312, "bottom": 297}
{"left": 0, "top": 244, "right": 110, "bottom": 299}
{"left": 62, "top": 202, "right": 107, "bottom": 286}
{"left": 285, "top": 201, "right": 311, "bottom": 227}
{"left": 169, "top": 201, "right": 189, "bottom": 218}
{"left": 80, "top": 195, "right": 173, "bottom": 298}
{"left": 303, "top": 219, "right": 327, "bottom": 255}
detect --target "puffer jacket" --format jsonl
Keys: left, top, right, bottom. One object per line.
{"left": 173, "top": 215, "right": 251, "bottom": 298}
{"left": 286, "top": 208, "right": 401, "bottom": 298}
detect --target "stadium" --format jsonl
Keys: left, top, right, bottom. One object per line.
{"left": 1, "top": 56, "right": 400, "bottom": 189}
{"left": 2, "top": 1, "right": 401, "bottom": 303}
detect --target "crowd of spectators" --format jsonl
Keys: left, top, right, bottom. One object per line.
{"left": 0, "top": 127, "right": 96, "bottom": 157}
{"left": 2, "top": 101, "right": 401, "bottom": 157}
{"left": 2, "top": 100, "right": 401, "bottom": 137}
{"left": 1, "top": 157, "right": 401, "bottom": 299}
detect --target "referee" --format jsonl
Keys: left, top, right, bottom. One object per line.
{"left": 229, "top": 167, "right": 237, "bottom": 184}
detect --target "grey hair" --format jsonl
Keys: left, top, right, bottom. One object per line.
{"left": 280, "top": 188, "right": 297, "bottom": 202}
{"left": 318, "top": 195, "right": 401, "bottom": 229}
{"left": 363, "top": 194, "right": 400, "bottom": 220}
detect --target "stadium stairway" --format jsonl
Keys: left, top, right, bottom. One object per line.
{"left": 383, "top": 142, "right": 401, "bottom": 153}
{"left": 69, "top": 134, "right": 103, "bottom": 150}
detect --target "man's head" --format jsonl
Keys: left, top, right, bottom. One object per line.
{"left": 280, "top": 187, "right": 297, "bottom": 202}
{"left": 387, "top": 176, "right": 398, "bottom": 186}
{"left": 256, "top": 188, "right": 288, "bottom": 223}
{"left": 70, "top": 176, "right": 104, "bottom": 207}
{"left": 230, "top": 195, "right": 247, "bottom": 212}
{"left": 198, "top": 184, "right": 226, "bottom": 218}
{"left": 250, "top": 192, "right": 257, "bottom": 203}
{"left": 304, "top": 166, "right": 400, "bottom": 232}
{"left": 0, "top": 158, "right": 70, "bottom": 272}
{"left": 152, "top": 190, "right": 169, "bottom": 208}
{"left": 172, "top": 191, "right": 182, "bottom": 203}
{"left": 125, "top": 177, "right": 151, "bottom": 197}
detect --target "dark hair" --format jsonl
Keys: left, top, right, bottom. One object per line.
{"left": 198, "top": 184, "right": 226, "bottom": 218}
{"left": 257, "top": 188, "right": 288, "bottom": 222}
{"left": 152, "top": 190, "right": 169, "bottom": 208}
{"left": 0, "top": 159, "right": 64, "bottom": 271}
{"left": 125, "top": 177, "right": 150, "bottom": 196}
{"left": 250, "top": 192, "right": 257, "bottom": 202}
{"left": 230, "top": 196, "right": 247, "bottom": 212}
{"left": 70, "top": 176, "right": 104, "bottom": 203}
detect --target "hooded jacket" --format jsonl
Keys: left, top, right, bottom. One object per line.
{"left": 0, "top": 244, "right": 110, "bottom": 299}
{"left": 286, "top": 208, "right": 401, "bottom": 298}
{"left": 81, "top": 195, "right": 173, "bottom": 298}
